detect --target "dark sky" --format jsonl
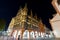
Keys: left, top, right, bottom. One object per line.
{"left": 0, "top": 0, "right": 56, "bottom": 31}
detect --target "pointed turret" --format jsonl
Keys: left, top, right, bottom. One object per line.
{"left": 30, "top": 10, "right": 33, "bottom": 17}
{"left": 17, "top": 6, "right": 22, "bottom": 16}
{"left": 34, "top": 13, "right": 37, "bottom": 19}
{"left": 23, "top": 3, "right": 28, "bottom": 11}
{"left": 39, "top": 18, "right": 42, "bottom": 24}
{"left": 21, "top": 3, "right": 28, "bottom": 15}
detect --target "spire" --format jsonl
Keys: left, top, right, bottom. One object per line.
{"left": 37, "top": 18, "right": 40, "bottom": 21}
{"left": 30, "top": 10, "right": 33, "bottom": 17}
{"left": 34, "top": 13, "right": 37, "bottom": 19}
{"left": 20, "top": 3, "right": 28, "bottom": 15}
{"left": 16, "top": 6, "right": 22, "bottom": 16}
{"left": 23, "top": 3, "right": 28, "bottom": 11}
{"left": 39, "top": 18, "right": 42, "bottom": 24}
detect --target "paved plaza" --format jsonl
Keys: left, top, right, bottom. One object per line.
{"left": 0, "top": 36, "right": 55, "bottom": 40}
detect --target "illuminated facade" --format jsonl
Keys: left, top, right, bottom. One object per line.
{"left": 7, "top": 4, "right": 52, "bottom": 39}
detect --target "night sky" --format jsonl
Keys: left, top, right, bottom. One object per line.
{"left": 0, "top": 0, "right": 56, "bottom": 31}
